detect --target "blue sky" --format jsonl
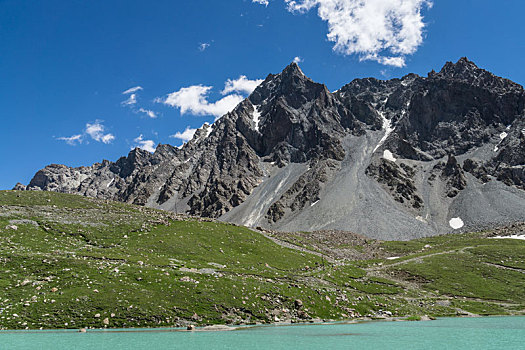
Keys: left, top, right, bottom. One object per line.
{"left": 1, "top": 0, "right": 525, "bottom": 189}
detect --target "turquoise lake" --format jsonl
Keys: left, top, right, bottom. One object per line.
{"left": 1, "top": 317, "right": 524, "bottom": 349}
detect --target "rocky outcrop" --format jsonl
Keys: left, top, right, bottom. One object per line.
{"left": 19, "top": 58, "right": 525, "bottom": 239}
{"left": 366, "top": 159, "right": 423, "bottom": 209}
{"left": 266, "top": 158, "right": 341, "bottom": 222}
{"left": 429, "top": 155, "right": 467, "bottom": 197}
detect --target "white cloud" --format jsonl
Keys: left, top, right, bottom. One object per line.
{"left": 121, "top": 87, "right": 159, "bottom": 117}
{"left": 285, "top": 0, "right": 432, "bottom": 67}
{"left": 121, "top": 93, "right": 138, "bottom": 106}
{"left": 253, "top": 0, "right": 269, "bottom": 6}
{"left": 221, "top": 76, "right": 264, "bottom": 95}
{"left": 101, "top": 134, "right": 115, "bottom": 144}
{"left": 159, "top": 75, "right": 262, "bottom": 119}
{"left": 170, "top": 126, "right": 197, "bottom": 142}
{"left": 122, "top": 86, "right": 143, "bottom": 95}
{"left": 57, "top": 121, "right": 115, "bottom": 145}
{"left": 160, "top": 85, "right": 243, "bottom": 119}
{"left": 293, "top": 56, "right": 303, "bottom": 63}
{"left": 198, "top": 42, "right": 210, "bottom": 51}
{"left": 133, "top": 134, "right": 156, "bottom": 153}
{"left": 373, "top": 56, "right": 407, "bottom": 68}
{"left": 57, "top": 134, "right": 83, "bottom": 146}
{"left": 138, "top": 108, "right": 158, "bottom": 119}
{"left": 86, "top": 121, "right": 115, "bottom": 144}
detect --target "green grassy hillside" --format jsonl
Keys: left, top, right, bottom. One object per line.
{"left": 0, "top": 191, "right": 524, "bottom": 330}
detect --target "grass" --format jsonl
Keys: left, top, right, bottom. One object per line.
{"left": 0, "top": 190, "right": 524, "bottom": 329}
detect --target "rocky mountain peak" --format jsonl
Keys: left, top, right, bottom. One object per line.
{"left": 435, "top": 57, "right": 523, "bottom": 93}
{"left": 249, "top": 61, "right": 325, "bottom": 108}
{"left": 18, "top": 59, "right": 525, "bottom": 240}
{"left": 282, "top": 61, "right": 306, "bottom": 78}
{"left": 440, "top": 56, "right": 478, "bottom": 72}
{"left": 436, "top": 57, "right": 486, "bottom": 82}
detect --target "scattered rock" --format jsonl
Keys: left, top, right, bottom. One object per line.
{"left": 200, "top": 325, "right": 234, "bottom": 331}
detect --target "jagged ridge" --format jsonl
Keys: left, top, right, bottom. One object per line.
{"left": 18, "top": 58, "right": 525, "bottom": 239}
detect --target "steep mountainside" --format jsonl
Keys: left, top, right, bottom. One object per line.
{"left": 18, "top": 58, "right": 525, "bottom": 239}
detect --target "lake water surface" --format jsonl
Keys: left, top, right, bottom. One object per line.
{"left": 1, "top": 316, "right": 524, "bottom": 349}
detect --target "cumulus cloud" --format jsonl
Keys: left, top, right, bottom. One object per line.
{"left": 158, "top": 75, "right": 262, "bottom": 119}
{"left": 293, "top": 56, "right": 303, "bottom": 63}
{"left": 221, "top": 76, "right": 264, "bottom": 95}
{"left": 161, "top": 85, "right": 243, "bottom": 119}
{"left": 122, "top": 86, "right": 143, "bottom": 95}
{"left": 285, "top": 0, "right": 432, "bottom": 67}
{"left": 198, "top": 42, "right": 210, "bottom": 51}
{"left": 57, "top": 121, "right": 115, "bottom": 145}
{"left": 138, "top": 108, "right": 158, "bottom": 119}
{"left": 85, "top": 121, "right": 115, "bottom": 144}
{"left": 133, "top": 134, "right": 156, "bottom": 153}
{"left": 170, "top": 126, "right": 197, "bottom": 142}
{"left": 253, "top": 0, "right": 269, "bottom": 6}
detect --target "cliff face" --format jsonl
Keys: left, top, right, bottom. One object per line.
{"left": 21, "top": 58, "right": 525, "bottom": 239}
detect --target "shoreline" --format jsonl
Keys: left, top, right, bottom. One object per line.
{"left": 3, "top": 314, "right": 524, "bottom": 333}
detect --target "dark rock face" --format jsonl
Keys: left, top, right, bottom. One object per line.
{"left": 429, "top": 155, "right": 467, "bottom": 197}
{"left": 366, "top": 159, "right": 423, "bottom": 209}
{"left": 20, "top": 58, "right": 525, "bottom": 239}
{"left": 266, "top": 159, "right": 341, "bottom": 222}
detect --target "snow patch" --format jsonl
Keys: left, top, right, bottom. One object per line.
{"left": 449, "top": 217, "right": 464, "bottom": 230}
{"left": 416, "top": 216, "right": 427, "bottom": 223}
{"left": 310, "top": 200, "right": 319, "bottom": 207}
{"left": 243, "top": 174, "right": 288, "bottom": 227}
{"left": 252, "top": 105, "right": 262, "bottom": 132}
{"left": 386, "top": 256, "right": 400, "bottom": 260}
{"left": 494, "top": 131, "right": 509, "bottom": 152}
{"left": 382, "top": 149, "right": 397, "bottom": 162}
{"left": 204, "top": 123, "right": 213, "bottom": 138}
{"left": 106, "top": 178, "right": 115, "bottom": 188}
{"left": 372, "top": 111, "right": 394, "bottom": 153}
{"left": 490, "top": 235, "right": 525, "bottom": 241}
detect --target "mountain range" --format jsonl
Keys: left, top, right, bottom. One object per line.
{"left": 16, "top": 58, "right": 525, "bottom": 240}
